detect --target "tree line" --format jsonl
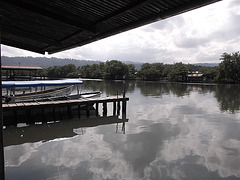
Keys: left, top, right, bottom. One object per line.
{"left": 31, "top": 52, "right": 240, "bottom": 83}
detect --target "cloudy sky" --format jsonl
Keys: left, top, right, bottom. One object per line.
{"left": 2, "top": 0, "right": 240, "bottom": 64}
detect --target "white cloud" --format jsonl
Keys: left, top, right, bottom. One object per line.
{"left": 2, "top": 0, "right": 240, "bottom": 64}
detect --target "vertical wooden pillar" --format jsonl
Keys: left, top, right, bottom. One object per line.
{"left": 86, "top": 102, "right": 90, "bottom": 117}
{"left": 122, "top": 98, "right": 127, "bottom": 119}
{"left": 103, "top": 102, "right": 107, "bottom": 116}
{"left": 113, "top": 101, "right": 116, "bottom": 116}
{"left": 117, "top": 100, "right": 120, "bottom": 116}
{"left": 6, "top": 70, "right": 8, "bottom": 80}
{"left": 0, "top": 24, "right": 6, "bottom": 179}
{"left": 95, "top": 103, "right": 99, "bottom": 116}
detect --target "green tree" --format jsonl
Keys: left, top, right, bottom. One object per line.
{"left": 127, "top": 64, "right": 136, "bottom": 79}
{"left": 168, "top": 62, "right": 188, "bottom": 81}
{"left": 137, "top": 63, "right": 164, "bottom": 80}
{"left": 78, "top": 63, "right": 105, "bottom": 78}
{"left": 62, "top": 64, "right": 77, "bottom": 77}
{"left": 104, "top": 60, "right": 129, "bottom": 79}
{"left": 217, "top": 52, "right": 240, "bottom": 83}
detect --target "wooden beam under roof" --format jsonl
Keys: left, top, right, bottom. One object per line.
{"left": 1, "top": 24, "right": 56, "bottom": 45}
{"left": 96, "top": 0, "right": 157, "bottom": 25}
{"left": 1, "top": 39, "right": 45, "bottom": 54}
{"left": 0, "top": 0, "right": 96, "bottom": 33}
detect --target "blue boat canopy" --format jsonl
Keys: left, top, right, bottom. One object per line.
{"left": 2, "top": 79, "right": 83, "bottom": 88}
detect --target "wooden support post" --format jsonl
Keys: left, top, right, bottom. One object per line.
{"left": 117, "top": 100, "right": 120, "bottom": 116}
{"left": 103, "top": 102, "right": 107, "bottom": 116}
{"left": 122, "top": 98, "right": 127, "bottom": 119}
{"left": 0, "top": 30, "right": 5, "bottom": 180}
{"left": 86, "top": 102, "right": 90, "bottom": 117}
{"left": 95, "top": 103, "right": 99, "bottom": 116}
{"left": 113, "top": 101, "right": 116, "bottom": 116}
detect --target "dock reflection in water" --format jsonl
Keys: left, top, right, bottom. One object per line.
{"left": 3, "top": 115, "right": 128, "bottom": 147}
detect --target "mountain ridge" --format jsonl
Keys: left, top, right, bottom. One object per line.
{"left": 1, "top": 56, "right": 218, "bottom": 69}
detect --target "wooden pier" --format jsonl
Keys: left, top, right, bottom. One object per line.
{"left": 3, "top": 96, "right": 129, "bottom": 126}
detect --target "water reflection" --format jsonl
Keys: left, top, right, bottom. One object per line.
{"left": 4, "top": 81, "right": 240, "bottom": 180}
{"left": 82, "top": 80, "right": 240, "bottom": 113}
{"left": 214, "top": 84, "right": 240, "bottom": 113}
{"left": 3, "top": 116, "right": 128, "bottom": 147}
{"left": 4, "top": 116, "right": 128, "bottom": 179}
{"left": 102, "top": 121, "right": 181, "bottom": 178}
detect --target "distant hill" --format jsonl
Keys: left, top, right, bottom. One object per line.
{"left": 1, "top": 56, "right": 101, "bottom": 68}
{"left": 1, "top": 56, "right": 144, "bottom": 70}
{"left": 194, "top": 63, "right": 218, "bottom": 67}
{"left": 1, "top": 56, "right": 219, "bottom": 69}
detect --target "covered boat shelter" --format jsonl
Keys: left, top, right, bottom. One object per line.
{"left": 1, "top": 65, "right": 43, "bottom": 80}
{"left": 0, "top": 0, "right": 221, "bottom": 178}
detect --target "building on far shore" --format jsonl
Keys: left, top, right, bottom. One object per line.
{"left": 187, "top": 71, "right": 204, "bottom": 83}
{"left": 1, "top": 65, "right": 43, "bottom": 81}
{"left": 178, "top": 71, "right": 213, "bottom": 83}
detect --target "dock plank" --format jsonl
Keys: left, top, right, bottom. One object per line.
{"left": 3, "top": 96, "right": 129, "bottom": 109}
{"left": 3, "top": 96, "right": 129, "bottom": 126}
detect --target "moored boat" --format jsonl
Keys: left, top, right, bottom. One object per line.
{"left": 2, "top": 79, "right": 101, "bottom": 103}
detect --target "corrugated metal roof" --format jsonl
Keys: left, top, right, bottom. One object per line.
{"left": 1, "top": 65, "right": 42, "bottom": 70}
{"left": 0, "top": 0, "right": 221, "bottom": 54}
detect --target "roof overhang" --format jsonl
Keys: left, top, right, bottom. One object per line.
{"left": 1, "top": 65, "right": 42, "bottom": 70}
{"left": 0, "top": 0, "right": 221, "bottom": 55}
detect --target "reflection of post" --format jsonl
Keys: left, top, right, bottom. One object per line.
{"left": 117, "top": 100, "right": 120, "bottom": 116}
{"left": 113, "top": 101, "right": 116, "bottom": 116}
{"left": 122, "top": 95, "right": 127, "bottom": 120}
{"left": 116, "top": 122, "right": 126, "bottom": 134}
{"left": 122, "top": 77, "right": 126, "bottom": 119}
{"left": 122, "top": 122, "right": 125, "bottom": 134}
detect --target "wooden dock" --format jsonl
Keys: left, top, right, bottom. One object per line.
{"left": 3, "top": 96, "right": 129, "bottom": 126}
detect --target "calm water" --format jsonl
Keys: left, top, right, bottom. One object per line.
{"left": 3, "top": 80, "right": 240, "bottom": 180}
